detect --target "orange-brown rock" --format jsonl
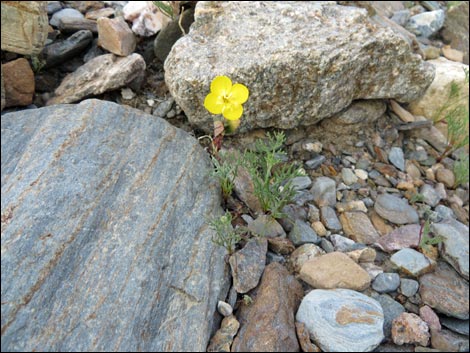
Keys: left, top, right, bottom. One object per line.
{"left": 2, "top": 58, "right": 35, "bottom": 108}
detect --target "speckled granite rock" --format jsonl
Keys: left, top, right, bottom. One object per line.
{"left": 1, "top": 99, "right": 229, "bottom": 352}
{"left": 296, "top": 289, "right": 384, "bottom": 352}
{"left": 165, "top": 1, "right": 434, "bottom": 133}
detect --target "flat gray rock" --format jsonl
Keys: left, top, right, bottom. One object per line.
{"left": 165, "top": 1, "right": 434, "bottom": 133}
{"left": 431, "top": 219, "right": 469, "bottom": 280}
{"left": 374, "top": 194, "right": 419, "bottom": 224}
{"left": 296, "top": 289, "right": 384, "bottom": 352}
{"left": 311, "top": 177, "right": 336, "bottom": 207}
{"left": 1, "top": 99, "right": 229, "bottom": 352}
{"left": 390, "top": 248, "right": 434, "bottom": 277}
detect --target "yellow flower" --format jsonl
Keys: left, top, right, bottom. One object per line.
{"left": 204, "top": 76, "right": 249, "bottom": 121}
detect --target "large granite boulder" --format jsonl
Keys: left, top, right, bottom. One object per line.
{"left": 1, "top": 99, "right": 229, "bottom": 352}
{"left": 165, "top": 1, "right": 434, "bottom": 133}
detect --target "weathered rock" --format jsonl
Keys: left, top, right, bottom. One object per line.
{"left": 165, "top": 1, "right": 434, "bottom": 133}
{"left": 374, "top": 224, "right": 421, "bottom": 252}
{"left": 405, "top": 10, "right": 445, "bottom": 38}
{"left": 342, "top": 168, "right": 359, "bottom": 185}
{"left": 311, "top": 221, "right": 327, "bottom": 237}
{"left": 299, "top": 252, "right": 371, "bottom": 291}
{"left": 408, "top": 58, "right": 469, "bottom": 124}
{"left": 435, "top": 168, "right": 455, "bottom": 189}
{"left": 247, "top": 214, "right": 286, "bottom": 238}
{"left": 278, "top": 204, "right": 308, "bottom": 232}
{"left": 336, "top": 200, "right": 368, "bottom": 213}
{"left": 287, "top": 244, "right": 325, "bottom": 274}
{"left": 419, "top": 305, "right": 441, "bottom": 332}
{"left": 207, "top": 315, "right": 240, "bottom": 352}
{"left": 42, "top": 30, "right": 94, "bottom": 68}
{"left": 329, "top": 234, "right": 361, "bottom": 252}
{"left": 340, "top": 211, "right": 380, "bottom": 244}
{"left": 292, "top": 176, "right": 313, "bottom": 190}
{"left": 431, "top": 220, "right": 469, "bottom": 280}
{"left": 46, "top": 1, "right": 62, "bottom": 15}
{"left": 232, "top": 263, "right": 303, "bottom": 352}
{"left": 420, "top": 183, "right": 442, "bottom": 207}
{"left": 85, "top": 7, "right": 115, "bottom": 20}
{"left": 328, "top": 99, "right": 386, "bottom": 125}
{"left": 123, "top": 1, "right": 171, "bottom": 37}
{"left": 1, "top": 67, "right": 5, "bottom": 111}
{"left": 1, "top": 58, "right": 35, "bottom": 108}
{"left": 390, "top": 248, "right": 434, "bottom": 277}
{"left": 320, "top": 206, "right": 342, "bottom": 231}
{"left": 372, "top": 273, "right": 400, "bottom": 293}
{"left": 229, "top": 237, "right": 267, "bottom": 294}
{"left": 373, "top": 293, "right": 406, "bottom": 339}
{"left": 389, "top": 147, "right": 405, "bottom": 171}
{"left": 267, "top": 237, "right": 295, "bottom": 255}
{"left": 47, "top": 53, "right": 146, "bottom": 105}
{"left": 419, "top": 262, "right": 469, "bottom": 320}
{"left": 441, "top": 1, "right": 469, "bottom": 65}
{"left": 233, "top": 166, "right": 263, "bottom": 215}
{"left": 295, "top": 322, "right": 320, "bottom": 352}
{"left": 392, "top": 313, "right": 430, "bottom": 346}
{"left": 98, "top": 16, "right": 136, "bottom": 56}
{"left": 50, "top": 8, "right": 84, "bottom": 27}
{"left": 399, "top": 279, "right": 419, "bottom": 297}
{"left": 311, "top": 177, "right": 336, "bottom": 207}
{"left": 431, "top": 328, "right": 470, "bottom": 352}
{"left": 442, "top": 45, "right": 465, "bottom": 63}
{"left": 58, "top": 16, "right": 98, "bottom": 34}
{"left": 154, "top": 7, "right": 195, "bottom": 63}
{"left": 217, "top": 301, "right": 233, "bottom": 317}
{"left": 0, "top": 99, "right": 229, "bottom": 352}
{"left": 346, "top": 247, "right": 376, "bottom": 263}
{"left": 440, "top": 317, "right": 469, "bottom": 337}
{"left": 361, "top": 262, "right": 384, "bottom": 281}
{"left": 288, "top": 219, "right": 320, "bottom": 246}
{"left": 374, "top": 193, "right": 419, "bottom": 224}
{"left": 296, "top": 289, "right": 384, "bottom": 352}
{"left": 1, "top": 1, "right": 48, "bottom": 55}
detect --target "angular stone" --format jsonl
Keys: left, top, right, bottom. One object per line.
{"left": 392, "top": 313, "right": 430, "bottom": 346}
{"left": 419, "top": 262, "right": 469, "bottom": 320}
{"left": 207, "top": 315, "right": 240, "bottom": 352}
{"left": 165, "top": 1, "right": 434, "bottom": 133}
{"left": 0, "top": 99, "right": 229, "bottom": 352}
{"left": 399, "top": 279, "right": 419, "bottom": 297}
{"left": 390, "top": 248, "right": 434, "bottom": 277}
{"left": 278, "top": 203, "right": 308, "bottom": 232}
{"left": 1, "top": 1, "right": 48, "bottom": 55}
{"left": 288, "top": 219, "right": 320, "bottom": 246}
{"left": 373, "top": 293, "right": 406, "bottom": 339}
{"left": 329, "top": 234, "right": 361, "bottom": 252}
{"left": 229, "top": 238, "right": 267, "bottom": 294}
{"left": 310, "top": 177, "right": 336, "bottom": 207}
{"left": 431, "top": 220, "right": 469, "bottom": 280}
{"left": 311, "top": 221, "right": 327, "bottom": 237}
{"left": 374, "top": 193, "right": 419, "bottom": 224}
{"left": 42, "top": 30, "right": 94, "bottom": 68}
{"left": 346, "top": 247, "right": 376, "bottom": 263}
{"left": 420, "top": 183, "right": 442, "bottom": 207}
{"left": 340, "top": 211, "right": 380, "bottom": 244}
{"left": 405, "top": 10, "right": 445, "bottom": 38}
{"left": 329, "top": 99, "right": 386, "bottom": 125}
{"left": 98, "top": 16, "right": 136, "bottom": 56}
{"left": 233, "top": 166, "right": 263, "bottom": 215}
{"left": 441, "top": 1, "right": 469, "bottom": 64}
{"left": 267, "top": 237, "right": 295, "bottom": 255}
{"left": 85, "top": 7, "right": 115, "bottom": 20}
{"left": 287, "top": 243, "right": 325, "bottom": 274}
{"left": 1, "top": 58, "right": 35, "bottom": 108}
{"left": 372, "top": 273, "right": 401, "bottom": 293}
{"left": 58, "top": 16, "right": 98, "bottom": 34}
{"left": 47, "top": 53, "right": 146, "bottom": 105}
{"left": 232, "top": 263, "right": 303, "bottom": 352}
{"left": 389, "top": 147, "right": 405, "bottom": 171}
{"left": 1, "top": 67, "right": 5, "bottom": 111}
{"left": 419, "top": 305, "right": 441, "bottom": 332}
{"left": 409, "top": 58, "right": 469, "bottom": 123}
{"left": 320, "top": 206, "right": 342, "bottom": 231}
{"left": 440, "top": 317, "right": 469, "bottom": 337}
{"left": 296, "top": 322, "right": 320, "bottom": 352}
{"left": 292, "top": 176, "right": 313, "bottom": 190}
{"left": 336, "top": 200, "right": 368, "bottom": 213}
{"left": 342, "top": 168, "right": 358, "bottom": 185}
{"left": 123, "top": 1, "right": 171, "bottom": 37}
{"left": 296, "top": 289, "right": 384, "bottom": 352}
{"left": 247, "top": 214, "right": 286, "bottom": 238}
{"left": 299, "top": 252, "right": 370, "bottom": 291}
{"left": 374, "top": 224, "right": 421, "bottom": 252}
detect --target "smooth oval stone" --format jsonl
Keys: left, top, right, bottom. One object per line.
{"left": 372, "top": 273, "right": 401, "bottom": 293}
{"left": 374, "top": 194, "right": 419, "bottom": 224}
{"left": 296, "top": 289, "right": 384, "bottom": 352}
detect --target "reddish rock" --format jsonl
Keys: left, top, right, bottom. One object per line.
{"left": 431, "top": 328, "right": 469, "bottom": 352}
{"left": 98, "top": 16, "right": 136, "bottom": 56}
{"left": 374, "top": 224, "right": 421, "bottom": 252}
{"left": 392, "top": 312, "right": 430, "bottom": 346}
{"left": 2, "top": 58, "right": 35, "bottom": 108}
{"left": 419, "top": 305, "right": 441, "bottom": 332}
{"left": 232, "top": 263, "right": 303, "bottom": 352}
{"left": 295, "top": 322, "right": 320, "bottom": 352}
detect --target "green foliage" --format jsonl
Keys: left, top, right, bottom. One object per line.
{"left": 410, "top": 193, "right": 425, "bottom": 204}
{"left": 447, "top": 1, "right": 463, "bottom": 9}
{"left": 242, "top": 294, "right": 253, "bottom": 306}
{"left": 153, "top": 1, "right": 175, "bottom": 19}
{"left": 419, "top": 219, "right": 444, "bottom": 250}
{"left": 453, "top": 152, "right": 469, "bottom": 187}
{"left": 242, "top": 132, "right": 301, "bottom": 218}
{"left": 208, "top": 211, "right": 241, "bottom": 254}
{"left": 434, "top": 68, "right": 469, "bottom": 161}
{"left": 26, "top": 55, "right": 45, "bottom": 73}
{"left": 210, "top": 150, "right": 239, "bottom": 199}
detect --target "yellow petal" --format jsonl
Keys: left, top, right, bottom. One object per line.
{"left": 222, "top": 103, "right": 243, "bottom": 120}
{"left": 204, "top": 93, "right": 223, "bottom": 114}
{"left": 211, "top": 76, "right": 232, "bottom": 96}
{"left": 230, "top": 83, "right": 249, "bottom": 104}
